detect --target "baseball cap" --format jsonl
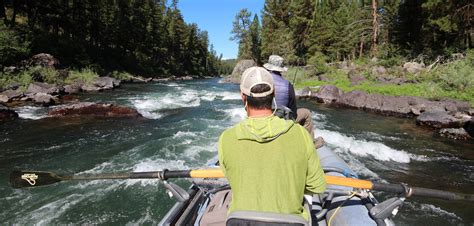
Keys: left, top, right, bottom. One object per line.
{"left": 240, "top": 67, "right": 274, "bottom": 97}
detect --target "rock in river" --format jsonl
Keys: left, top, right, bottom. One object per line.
{"left": 0, "top": 104, "right": 18, "bottom": 120}
{"left": 313, "top": 85, "right": 343, "bottom": 104}
{"left": 48, "top": 102, "right": 143, "bottom": 118}
{"left": 416, "top": 110, "right": 464, "bottom": 129}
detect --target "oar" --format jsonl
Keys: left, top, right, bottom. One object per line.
{"left": 10, "top": 169, "right": 474, "bottom": 201}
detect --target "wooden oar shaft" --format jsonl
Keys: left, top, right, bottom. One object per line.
{"left": 188, "top": 169, "right": 375, "bottom": 189}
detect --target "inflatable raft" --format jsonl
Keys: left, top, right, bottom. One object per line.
{"left": 159, "top": 146, "right": 397, "bottom": 226}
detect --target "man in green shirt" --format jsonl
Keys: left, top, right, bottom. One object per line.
{"left": 218, "top": 66, "right": 326, "bottom": 222}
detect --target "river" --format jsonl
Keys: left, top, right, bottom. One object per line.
{"left": 1, "top": 78, "right": 473, "bottom": 225}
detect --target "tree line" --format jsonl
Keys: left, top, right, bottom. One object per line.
{"left": 232, "top": 0, "right": 473, "bottom": 66}
{"left": 0, "top": 0, "right": 224, "bottom": 77}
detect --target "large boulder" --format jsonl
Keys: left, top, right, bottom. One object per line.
{"left": 416, "top": 110, "right": 464, "bottom": 129}
{"left": 0, "top": 104, "right": 18, "bottom": 120}
{"left": 48, "top": 102, "right": 143, "bottom": 118}
{"left": 223, "top": 59, "right": 257, "bottom": 83}
{"left": 93, "top": 77, "right": 120, "bottom": 90}
{"left": 314, "top": 85, "right": 343, "bottom": 104}
{"left": 31, "top": 93, "right": 57, "bottom": 105}
{"left": 26, "top": 82, "right": 62, "bottom": 95}
{"left": 379, "top": 96, "right": 416, "bottom": 117}
{"left": 25, "top": 53, "right": 60, "bottom": 68}
{"left": 336, "top": 90, "right": 369, "bottom": 109}
{"left": 0, "top": 89, "right": 24, "bottom": 102}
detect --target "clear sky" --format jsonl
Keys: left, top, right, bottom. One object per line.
{"left": 178, "top": 0, "right": 265, "bottom": 60}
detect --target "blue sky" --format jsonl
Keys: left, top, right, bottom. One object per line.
{"left": 178, "top": 0, "right": 265, "bottom": 59}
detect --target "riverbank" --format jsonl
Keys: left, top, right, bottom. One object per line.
{"left": 297, "top": 85, "right": 473, "bottom": 140}
{"left": 0, "top": 53, "right": 216, "bottom": 120}
{"left": 289, "top": 51, "right": 474, "bottom": 107}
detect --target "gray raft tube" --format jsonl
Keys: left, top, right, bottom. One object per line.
{"left": 317, "top": 146, "right": 395, "bottom": 226}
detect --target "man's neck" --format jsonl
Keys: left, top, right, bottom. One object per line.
{"left": 247, "top": 108, "right": 273, "bottom": 118}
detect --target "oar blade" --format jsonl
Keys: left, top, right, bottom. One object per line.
{"left": 10, "top": 171, "right": 63, "bottom": 188}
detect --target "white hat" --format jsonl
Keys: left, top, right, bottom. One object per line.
{"left": 240, "top": 67, "right": 274, "bottom": 97}
{"left": 263, "top": 55, "right": 288, "bottom": 72}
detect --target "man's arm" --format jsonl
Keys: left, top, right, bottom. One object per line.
{"left": 217, "top": 133, "right": 227, "bottom": 176}
{"left": 301, "top": 127, "right": 326, "bottom": 193}
{"left": 288, "top": 83, "right": 298, "bottom": 118}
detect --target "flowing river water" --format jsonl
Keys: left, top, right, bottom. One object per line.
{"left": 1, "top": 78, "right": 473, "bottom": 225}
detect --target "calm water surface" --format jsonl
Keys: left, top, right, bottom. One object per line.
{"left": 1, "top": 79, "right": 473, "bottom": 225}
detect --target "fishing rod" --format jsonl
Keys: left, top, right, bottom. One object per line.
{"left": 10, "top": 169, "right": 474, "bottom": 202}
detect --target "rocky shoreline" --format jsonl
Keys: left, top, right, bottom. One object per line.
{"left": 0, "top": 54, "right": 214, "bottom": 121}
{"left": 297, "top": 85, "right": 474, "bottom": 140}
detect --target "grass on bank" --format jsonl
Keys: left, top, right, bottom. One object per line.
{"left": 285, "top": 52, "right": 474, "bottom": 107}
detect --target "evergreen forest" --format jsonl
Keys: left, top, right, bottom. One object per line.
{"left": 0, "top": 0, "right": 223, "bottom": 77}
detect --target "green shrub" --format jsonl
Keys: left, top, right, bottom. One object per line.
{"left": 434, "top": 59, "right": 474, "bottom": 92}
{"left": 307, "top": 52, "right": 330, "bottom": 74}
{"left": 110, "top": 71, "right": 132, "bottom": 81}
{"left": 28, "top": 66, "right": 61, "bottom": 84}
{"left": 66, "top": 68, "right": 99, "bottom": 84}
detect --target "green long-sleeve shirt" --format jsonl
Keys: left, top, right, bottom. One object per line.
{"left": 218, "top": 115, "right": 326, "bottom": 221}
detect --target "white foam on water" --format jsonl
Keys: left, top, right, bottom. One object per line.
{"left": 173, "top": 131, "right": 199, "bottom": 139}
{"left": 14, "top": 106, "right": 48, "bottom": 120}
{"left": 20, "top": 193, "right": 86, "bottom": 225}
{"left": 221, "top": 107, "right": 246, "bottom": 123}
{"left": 318, "top": 129, "right": 412, "bottom": 163}
{"left": 132, "top": 99, "right": 164, "bottom": 119}
{"left": 132, "top": 89, "right": 201, "bottom": 119}
{"left": 405, "top": 202, "right": 462, "bottom": 221}
{"left": 221, "top": 91, "right": 241, "bottom": 100}
{"left": 201, "top": 93, "right": 216, "bottom": 101}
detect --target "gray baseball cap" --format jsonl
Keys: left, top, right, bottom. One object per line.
{"left": 263, "top": 55, "right": 288, "bottom": 72}
{"left": 240, "top": 67, "right": 274, "bottom": 97}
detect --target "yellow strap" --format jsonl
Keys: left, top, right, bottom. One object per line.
{"left": 189, "top": 169, "right": 374, "bottom": 189}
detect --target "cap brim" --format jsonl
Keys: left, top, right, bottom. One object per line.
{"left": 263, "top": 63, "right": 288, "bottom": 72}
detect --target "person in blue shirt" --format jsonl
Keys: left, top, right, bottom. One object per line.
{"left": 263, "top": 55, "right": 315, "bottom": 139}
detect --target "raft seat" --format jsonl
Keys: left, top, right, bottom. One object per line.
{"left": 226, "top": 211, "right": 309, "bottom": 226}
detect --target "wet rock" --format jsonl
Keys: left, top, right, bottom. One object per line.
{"left": 314, "top": 85, "right": 343, "bottom": 104}
{"left": 0, "top": 104, "right": 18, "bottom": 120}
{"left": 403, "top": 62, "right": 424, "bottom": 74}
{"left": 178, "top": 76, "right": 193, "bottom": 81}
{"left": 439, "top": 128, "right": 471, "bottom": 140}
{"left": 379, "top": 96, "right": 414, "bottom": 117}
{"left": 336, "top": 90, "right": 369, "bottom": 108}
{"left": 31, "top": 93, "right": 57, "bottom": 105}
{"left": 81, "top": 84, "right": 101, "bottom": 92}
{"left": 152, "top": 78, "right": 171, "bottom": 82}
{"left": 416, "top": 110, "right": 464, "bottom": 129}
{"left": 464, "top": 119, "right": 474, "bottom": 137}
{"left": 48, "top": 102, "right": 143, "bottom": 118}
{"left": 63, "top": 84, "right": 81, "bottom": 94}
{"left": 93, "top": 77, "right": 120, "bottom": 90}
{"left": 0, "top": 90, "right": 24, "bottom": 102}
{"left": 296, "top": 87, "right": 314, "bottom": 98}
{"left": 223, "top": 59, "right": 256, "bottom": 83}
{"left": 469, "top": 109, "right": 474, "bottom": 116}
{"left": 26, "top": 82, "right": 61, "bottom": 95}
{"left": 25, "top": 53, "right": 60, "bottom": 68}
{"left": 363, "top": 94, "right": 384, "bottom": 113}
{"left": 0, "top": 95, "right": 8, "bottom": 103}
{"left": 129, "top": 76, "right": 152, "bottom": 83}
